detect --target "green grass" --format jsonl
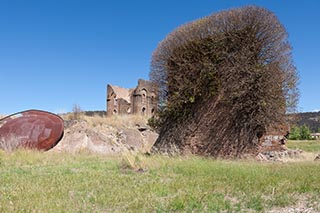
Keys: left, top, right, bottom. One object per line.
{"left": 287, "top": 140, "right": 320, "bottom": 152}
{"left": 0, "top": 150, "right": 320, "bottom": 212}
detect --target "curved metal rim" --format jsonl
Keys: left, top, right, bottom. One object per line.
{"left": 0, "top": 109, "right": 64, "bottom": 122}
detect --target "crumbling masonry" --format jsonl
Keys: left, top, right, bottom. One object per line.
{"left": 106, "top": 79, "right": 158, "bottom": 117}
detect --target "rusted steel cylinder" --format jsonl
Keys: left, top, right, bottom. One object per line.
{"left": 0, "top": 110, "right": 64, "bottom": 151}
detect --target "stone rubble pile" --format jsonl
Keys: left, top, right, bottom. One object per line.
{"left": 256, "top": 149, "right": 303, "bottom": 161}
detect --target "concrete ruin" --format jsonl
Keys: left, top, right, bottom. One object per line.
{"left": 259, "top": 125, "right": 289, "bottom": 152}
{"left": 106, "top": 79, "right": 158, "bottom": 117}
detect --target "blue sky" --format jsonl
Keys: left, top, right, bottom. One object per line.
{"left": 0, "top": 0, "right": 319, "bottom": 115}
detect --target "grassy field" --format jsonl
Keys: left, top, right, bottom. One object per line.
{"left": 287, "top": 140, "right": 320, "bottom": 152}
{"left": 0, "top": 150, "right": 320, "bottom": 212}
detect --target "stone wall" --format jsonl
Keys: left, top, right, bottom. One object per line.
{"left": 106, "top": 79, "right": 158, "bottom": 117}
{"left": 259, "top": 126, "right": 289, "bottom": 152}
{"left": 131, "top": 79, "right": 157, "bottom": 117}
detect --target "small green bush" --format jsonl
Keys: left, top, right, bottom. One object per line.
{"left": 289, "top": 125, "right": 312, "bottom": 140}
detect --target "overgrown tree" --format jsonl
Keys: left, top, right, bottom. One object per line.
{"left": 150, "top": 6, "right": 299, "bottom": 157}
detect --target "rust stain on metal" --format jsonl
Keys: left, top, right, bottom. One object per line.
{"left": 0, "top": 110, "right": 64, "bottom": 151}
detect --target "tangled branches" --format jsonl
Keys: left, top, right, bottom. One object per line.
{"left": 150, "top": 6, "right": 298, "bottom": 157}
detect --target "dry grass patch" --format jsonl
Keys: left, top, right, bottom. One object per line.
{"left": 1, "top": 151, "right": 320, "bottom": 212}
{"left": 0, "top": 135, "right": 22, "bottom": 152}
{"left": 61, "top": 113, "right": 148, "bottom": 128}
{"left": 87, "top": 114, "right": 148, "bottom": 128}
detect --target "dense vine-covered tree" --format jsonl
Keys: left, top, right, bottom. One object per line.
{"left": 150, "top": 6, "right": 299, "bottom": 157}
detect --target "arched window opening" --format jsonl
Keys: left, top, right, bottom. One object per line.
{"left": 142, "top": 107, "right": 146, "bottom": 116}
{"left": 141, "top": 89, "right": 147, "bottom": 104}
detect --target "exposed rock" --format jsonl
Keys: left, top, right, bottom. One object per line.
{"left": 50, "top": 119, "right": 158, "bottom": 154}
{"left": 256, "top": 153, "right": 269, "bottom": 161}
{"left": 136, "top": 124, "right": 148, "bottom": 132}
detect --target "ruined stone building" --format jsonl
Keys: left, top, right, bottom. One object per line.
{"left": 259, "top": 125, "right": 289, "bottom": 152}
{"left": 106, "top": 79, "right": 158, "bottom": 117}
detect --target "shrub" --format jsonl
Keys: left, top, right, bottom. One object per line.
{"left": 289, "top": 125, "right": 312, "bottom": 140}
{"left": 71, "top": 104, "right": 83, "bottom": 120}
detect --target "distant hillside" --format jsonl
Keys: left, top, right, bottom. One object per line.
{"left": 290, "top": 111, "right": 320, "bottom": 132}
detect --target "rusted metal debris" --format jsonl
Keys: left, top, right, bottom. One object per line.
{"left": 0, "top": 110, "right": 64, "bottom": 151}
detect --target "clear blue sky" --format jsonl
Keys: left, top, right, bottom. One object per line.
{"left": 0, "top": 0, "right": 319, "bottom": 115}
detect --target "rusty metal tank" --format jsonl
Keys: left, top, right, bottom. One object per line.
{"left": 0, "top": 110, "right": 64, "bottom": 151}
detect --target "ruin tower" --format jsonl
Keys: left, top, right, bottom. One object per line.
{"left": 106, "top": 84, "right": 132, "bottom": 116}
{"left": 131, "top": 79, "right": 157, "bottom": 117}
{"left": 106, "top": 79, "right": 158, "bottom": 117}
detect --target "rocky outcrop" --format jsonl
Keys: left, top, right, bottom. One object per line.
{"left": 50, "top": 119, "right": 158, "bottom": 154}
